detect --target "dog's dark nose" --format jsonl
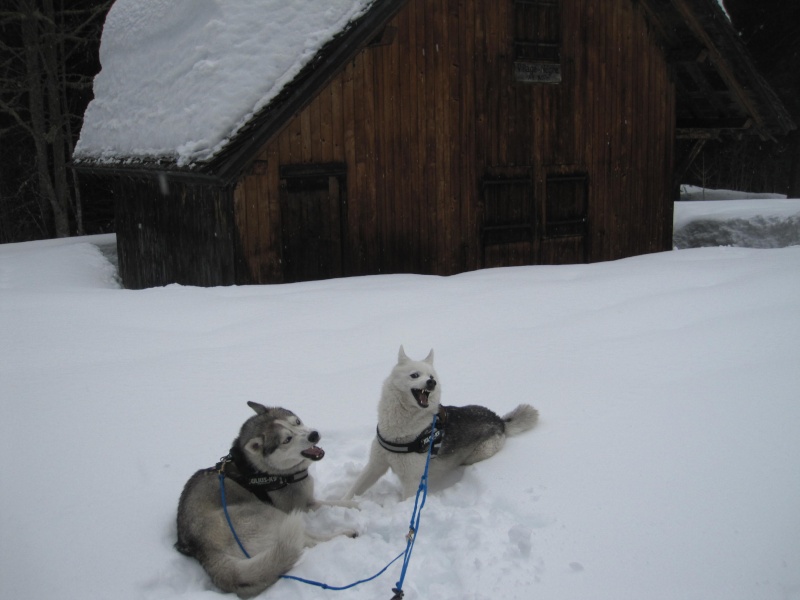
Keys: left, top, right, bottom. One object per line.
{"left": 308, "top": 431, "right": 320, "bottom": 444}
{"left": 426, "top": 377, "right": 436, "bottom": 391}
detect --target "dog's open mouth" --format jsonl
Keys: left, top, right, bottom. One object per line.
{"left": 411, "top": 388, "right": 430, "bottom": 408}
{"left": 301, "top": 446, "right": 325, "bottom": 461}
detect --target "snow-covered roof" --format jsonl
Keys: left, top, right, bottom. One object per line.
{"left": 74, "top": 0, "right": 376, "bottom": 168}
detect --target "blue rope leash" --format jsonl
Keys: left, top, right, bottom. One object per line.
{"left": 280, "top": 550, "right": 406, "bottom": 590}
{"left": 391, "top": 412, "right": 436, "bottom": 599}
{"left": 218, "top": 413, "right": 438, "bottom": 598}
{"left": 218, "top": 472, "right": 251, "bottom": 559}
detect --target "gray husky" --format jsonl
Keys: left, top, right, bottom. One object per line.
{"left": 343, "top": 346, "right": 539, "bottom": 501}
{"left": 176, "top": 402, "right": 354, "bottom": 598}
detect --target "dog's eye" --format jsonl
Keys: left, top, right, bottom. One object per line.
{"left": 410, "top": 372, "right": 420, "bottom": 379}
{"left": 283, "top": 436, "right": 292, "bottom": 445}
{"left": 295, "top": 419, "right": 301, "bottom": 426}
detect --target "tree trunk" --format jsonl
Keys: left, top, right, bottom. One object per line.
{"left": 19, "top": 0, "right": 71, "bottom": 237}
{"left": 21, "top": 1, "right": 57, "bottom": 236}
{"left": 42, "top": 0, "right": 73, "bottom": 236}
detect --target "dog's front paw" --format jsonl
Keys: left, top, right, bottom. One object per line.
{"left": 313, "top": 498, "right": 361, "bottom": 510}
{"left": 335, "top": 498, "right": 360, "bottom": 510}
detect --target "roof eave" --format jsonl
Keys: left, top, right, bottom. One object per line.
{"left": 71, "top": 158, "right": 224, "bottom": 185}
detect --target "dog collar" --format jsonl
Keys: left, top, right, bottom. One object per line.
{"left": 215, "top": 454, "right": 309, "bottom": 502}
{"left": 239, "top": 469, "right": 309, "bottom": 491}
{"left": 376, "top": 407, "right": 447, "bottom": 455}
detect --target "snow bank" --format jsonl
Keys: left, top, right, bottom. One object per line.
{"left": 674, "top": 186, "right": 800, "bottom": 248}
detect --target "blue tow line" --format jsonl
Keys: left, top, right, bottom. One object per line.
{"left": 219, "top": 471, "right": 252, "bottom": 559}
{"left": 219, "top": 413, "right": 438, "bottom": 599}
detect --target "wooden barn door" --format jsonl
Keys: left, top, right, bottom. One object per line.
{"left": 541, "top": 173, "right": 589, "bottom": 264}
{"left": 481, "top": 177, "right": 536, "bottom": 268}
{"left": 279, "top": 165, "right": 346, "bottom": 283}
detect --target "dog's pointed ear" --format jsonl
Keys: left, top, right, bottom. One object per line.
{"left": 247, "top": 401, "right": 268, "bottom": 415}
{"left": 398, "top": 345, "right": 409, "bottom": 364}
{"left": 423, "top": 349, "right": 434, "bottom": 365}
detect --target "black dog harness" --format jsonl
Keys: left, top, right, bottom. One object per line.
{"left": 376, "top": 406, "right": 448, "bottom": 456}
{"left": 214, "top": 450, "right": 308, "bottom": 503}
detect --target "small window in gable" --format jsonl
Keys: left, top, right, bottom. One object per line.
{"left": 368, "top": 25, "right": 397, "bottom": 47}
{"left": 513, "top": 0, "right": 562, "bottom": 84}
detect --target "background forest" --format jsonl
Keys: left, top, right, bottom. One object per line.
{"left": 0, "top": 0, "right": 798, "bottom": 244}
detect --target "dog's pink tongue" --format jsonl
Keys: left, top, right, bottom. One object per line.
{"left": 302, "top": 446, "right": 325, "bottom": 461}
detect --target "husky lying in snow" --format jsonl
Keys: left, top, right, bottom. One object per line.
{"left": 176, "top": 402, "right": 355, "bottom": 598}
{"left": 343, "top": 346, "right": 539, "bottom": 501}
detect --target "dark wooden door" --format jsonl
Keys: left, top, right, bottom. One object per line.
{"left": 279, "top": 173, "right": 345, "bottom": 283}
{"left": 481, "top": 177, "right": 536, "bottom": 268}
{"left": 542, "top": 174, "right": 588, "bottom": 264}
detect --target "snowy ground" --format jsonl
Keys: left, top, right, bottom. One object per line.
{"left": 2, "top": 197, "right": 800, "bottom": 600}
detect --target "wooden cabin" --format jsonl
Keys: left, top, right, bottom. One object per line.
{"left": 74, "top": 0, "right": 794, "bottom": 288}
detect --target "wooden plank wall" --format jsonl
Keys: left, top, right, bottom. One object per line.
{"left": 233, "top": 0, "right": 675, "bottom": 284}
{"left": 577, "top": 0, "right": 676, "bottom": 262}
{"left": 116, "top": 178, "right": 236, "bottom": 288}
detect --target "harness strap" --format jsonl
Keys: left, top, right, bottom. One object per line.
{"left": 215, "top": 455, "right": 309, "bottom": 503}
{"left": 219, "top": 472, "right": 252, "bottom": 559}
{"left": 232, "top": 468, "right": 309, "bottom": 492}
{"left": 376, "top": 406, "right": 447, "bottom": 456}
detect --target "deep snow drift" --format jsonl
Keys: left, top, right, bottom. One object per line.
{"left": 1, "top": 202, "right": 800, "bottom": 600}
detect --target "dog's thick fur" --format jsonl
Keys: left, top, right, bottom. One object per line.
{"left": 343, "top": 347, "right": 539, "bottom": 500}
{"left": 176, "top": 402, "right": 353, "bottom": 598}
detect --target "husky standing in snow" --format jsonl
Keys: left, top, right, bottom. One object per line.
{"left": 343, "top": 346, "right": 539, "bottom": 501}
{"left": 176, "top": 402, "right": 355, "bottom": 598}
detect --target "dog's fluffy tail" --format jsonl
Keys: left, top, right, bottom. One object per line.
{"left": 502, "top": 404, "right": 539, "bottom": 436}
{"left": 206, "top": 512, "right": 306, "bottom": 599}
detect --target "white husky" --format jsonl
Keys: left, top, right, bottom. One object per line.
{"left": 176, "top": 402, "right": 355, "bottom": 598}
{"left": 344, "top": 347, "right": 539, "bottom": 500}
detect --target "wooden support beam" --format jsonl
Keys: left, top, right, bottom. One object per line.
{"left": 674, "top": 138, "right": 707, "bottom": 186}
{"left": 669, "top": 0, "right": 767, "bottom": 135}
{"left": 677, "top": 117, "right": 751, "bottom": 130}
